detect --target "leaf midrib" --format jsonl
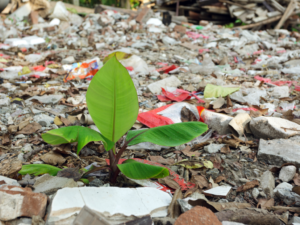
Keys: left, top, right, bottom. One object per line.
{"left": 112, "top": 71, "right": 116, "bottom": 142}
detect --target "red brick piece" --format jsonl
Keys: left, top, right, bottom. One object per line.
{"left": 174, "top": 206, "right": 222, "bottom": 225}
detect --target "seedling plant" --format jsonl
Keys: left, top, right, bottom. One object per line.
{"left": 20, "top": 55, "right": 208, "bottom": 183}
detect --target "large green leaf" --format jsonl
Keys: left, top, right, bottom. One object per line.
{"left": 86, "top": 56, "right": 138, "bottom": 143}
{"left": 126, "top": 122, "right": 208, "bottom": 146}
{"left": 42, "top": 126, "right": 114, "bottom": 154}
{"left": 204, "top": 84, "right": 240, "bottom": 98}
{"left": 117, "top": 159, "right": 169, "bottom": 179}
{"left": 19, "top": 164, "right": 62, "bottom": 176}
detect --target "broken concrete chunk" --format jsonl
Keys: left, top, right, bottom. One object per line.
{"left": 260, "top": 171, "right": 275, "bottom": 198}
{"left": 201, "top": 110, "right": 233, "bottom": 135}
{"left": 249, "top": 117, "right": 300, "bottom": 139}
{"left": 0, "top": 185, "right": 47, "bottom": 221}
{"left": 33, "top": 174, "right": 78, "bottom": 195}
{"left": 48, "top": 187, "right": 172, "bottom": 224}
{"left": 0, "top": 176, "right": 20, "bottom": 186}
{"left": 258, "top": 138, "right": 300, "bottom": 167}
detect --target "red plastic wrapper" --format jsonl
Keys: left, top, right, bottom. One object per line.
{"left": 157, "top": 87, "right": 205, "bottom": 103}
{"left": 32, "top": 65, "right": 46, "bottom": 71}
{"left": 138, "top": 103, "right": 205, "bottom": 128}
{"left": 254, "top": 75, "right": 297, "bottom": 87}
{"left": 156, "top": 65, "right": 178, "bottom": 73}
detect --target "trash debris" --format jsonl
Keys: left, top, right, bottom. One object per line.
{"left": 48, "top": 187, "right": 172, "bottom": 224}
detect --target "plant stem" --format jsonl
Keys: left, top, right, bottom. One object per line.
{"left": 108, "top": 149, "right": 120, "bottom": 183}
{"left": 109, "top": 131, "right": 147, "bottom": 183}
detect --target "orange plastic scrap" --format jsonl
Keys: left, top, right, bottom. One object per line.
{"left": 64, "top": 60, "right": 99, "bottom": 82}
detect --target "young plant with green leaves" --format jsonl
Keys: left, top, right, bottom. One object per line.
{"left": 21, "top": 56, "right": 208, "bottom": 182}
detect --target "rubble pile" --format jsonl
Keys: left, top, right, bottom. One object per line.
{"left": 152, "top": 0, "right": 300, "bottom": 28}
{"left": 0, "top": 1, "right": 300, "bottom": 225}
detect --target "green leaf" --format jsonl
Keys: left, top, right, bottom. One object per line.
{"left": 204, "top": 84, "right": 240, "bottom": 98}
{"left": 80, "top": 178, "right": 90, "bottom": 184}
{"left": 103, "top": 52, "right": 132, "bottom": 64}
{"left": 126, "top": 122, "right": 208, "bottom": 146}
{"left": 19, "top": 164, "right": 62, "bottom": 176}
{"left": 86, "top": 56, "right": 138, "bottom": 143}
{"left": 42, "top": 126, "right": 114, "bottom": 154}
{"left": 117, "top": 159, "right": 169, "bottom": 179}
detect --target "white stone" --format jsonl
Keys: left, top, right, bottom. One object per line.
{"left": 252, "top": 188, "right": 259, "bottom": 199}
{"left": 274, "top": 182, "right": 300, "bottom": 206}
{"left": 204, "top": 144, "right": 225, "bottom": 153}
{"left": 279, "top": 165, "right": 297, "bottom": 182}
{"left": 260, "top": 171, "right": 275, "bottom": 197}
{"left": 147, "top": 76, "right": 182, "bottom": 95}
{"left": 34, "top": 114, "right": 54, "bottom": 127}
{"left": 249, "top": 117, "right": 300, "bottom": 139}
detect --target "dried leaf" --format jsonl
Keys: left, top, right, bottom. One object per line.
{"left": 220, "top": 145, "right": 231, "bottom": 154}
{"left": 215, "top": 108, "right": 232, "bottom": 114}
{"left": 2, "top": 134, "right": 10, "bottom": 145}
{"left": 53, "top": 144, "right": 72, "bottom": 155}
{"left": 257, "top": 198, "right": 274, "bottom": 209}
{"left": 226, "top": 95, "right": 233, "bottom": 107}
{"left": 175, "top": 159, "right": 213, "bottom": 169}
{"left": 191, "top": 141, "right": 210, "bottom": 150}
{"left": 57, "top": 167, "right": 82, "bottom": 181}
{"left": 54, "top": 116, "right": 63, "bottom": 126}
{"left": 215, "top": 175, "right": 226, "bottom": 183}
{"left": 0, "top": 156, "right": 22, "bottom": 178}
{"left": 168, "top": 189, "right": 182, "bottom": 218}
{"left": 59, "top": 116, "right": 72, "bottom": 126}
{"left": 17, "top": 122, "right": 42, "bottom": 134}
{"left": 149, "top": 156, "right": 174, "bottom": 165}
{"left": 250, "top": 110, "right": 262, "bottom": 118}
{"left": 282, "top": 110, "right": 294, "bottom": 121}
{"left": 292, "top": 186, "right": 300, "bottom": 195}
{"left": 191, "top": 175, "right": 209, "bottom": 188}
{"left": 209, "top": 176, "right": 219, "bottom": 188}
{"left": 294, "top": 173, "right": 300, "bottom": 186}
{"left": 163, "top": 176, "right": 181, "bottom": 189}
{"left": 222, "top": 138, "right": 240, "bottom": 148}
{"left": 237, "top": 180, "right": 260, "bottom": 192}
{"left": 40, "top": 151, "right": 66, "bottom": 166}
{"left": 182, "top": 145, "right": 201, "bottom": 157}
